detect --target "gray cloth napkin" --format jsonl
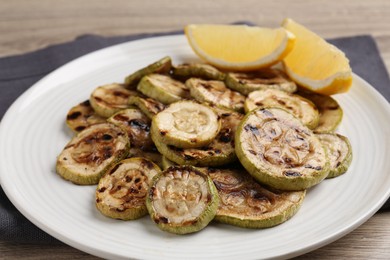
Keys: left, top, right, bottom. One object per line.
{"left": 0, "top": 29, "right": 389, "bottom": 244}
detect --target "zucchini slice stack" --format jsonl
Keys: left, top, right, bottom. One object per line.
{"left": 56, "top": 56, "right": 354, "bottom": 235}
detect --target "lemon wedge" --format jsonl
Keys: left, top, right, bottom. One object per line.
{"left": 185, "top": 24, "right": 295, "bottom": 71}
{"left": 282, "top": 18, "right": 352, "bottom": 95}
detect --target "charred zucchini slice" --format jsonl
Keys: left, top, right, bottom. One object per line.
{"left": 172, "top": 63, "right": 225, "bottom": 81}
{"left": 153, "top": 108, "right": 243, "bottom": 166}
{"left": 186, "top": 78, "right": 245, "bottom": 112}
{"left": 137, "top": 74, "right": 191, "bottom": 104}
{"left": 90, "top": 83, "right": 138, "bottom": 118}
{"left": 207, "top": 167, "right": 306, "bottom": 228}
{"left": 235, "top": 107, "right": 329, "bottom": 191}
{"left": 127, "top": 147, "right": 163, "bottom": 169}
{"left": 96, "top": 157, "right": 161, "bottom": 220}
{"left": 108, "top": 108, "right": 154, "bottom": 151}
{"left": 298, "top": 90, "right": 343, "bottom": 133}
{"left": 316, "top": 133, "right": 352, "bottom": 178}
{"left": 66, "top": 100, "right": 106, "bottom": 133}
{"left": 151, "top": 100, "right": 220, "bottom": 148}
{"left": 146, "top": 165, "right": 219, "bottom": 234}
{"left": 245, "top": 89, "right": 320, "bottom": 129}
{"left": 225, "top": 69, "right": 297, "bottom": 95}
{"left": 124, "top": 56, "right": 172, "bottom": 88}
{"left": 128, "top": 95, "right": 165, "bottom": 119}
{"left": 56, "top": 123, "right": 130, "bottom": 185}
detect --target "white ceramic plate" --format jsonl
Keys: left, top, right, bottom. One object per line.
{"left": 1, "top": 35, "right": 390, "bottom": 260}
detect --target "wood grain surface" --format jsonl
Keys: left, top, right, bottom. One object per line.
{"left": 1, "top": 0, "right": 390, "bottom": 259}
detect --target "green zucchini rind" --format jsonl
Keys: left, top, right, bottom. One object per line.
{"left": 235, "top": 107, "right": 329, "bottom": 191}
{"left": 245, "top": 89, "right": 320, "bottom": 129}
{"left": 90, "top": 83, "right": 138, "bottom": 118}
{"left": 171, "top": 63, "right": 226, "bottom": 81}
{"left": 146, "top": 165, "right": 219, "bottom": 234}
{"left": 225, "top": 69, "right": 297, "bottom": 95}
{"left": 124, "top": 56, "right": 172, "bottom": 88}
{"left": 128, "top": 95, "right": 165, "bottom": 120}
{"left": 186, "top": 78, "right": 245, "bottom": 112}
{"left": 207, "top": 167, "right": 306, "bottom": 228}
{"left": 137, "top": 74, "right": 191, "bottom": 105}
{"left": 96, "top": 157, "right": 161, "bottom": 220}
{"left": 127, "top": 147, "right": 163, "bottom": 169}
{"left": 56, "top": 123, "right": 130, "bottom": 185}
{"left": 316, "top": 133, "right": 353, "bottom": 178}
{"left": 151, "top": 100, "right": 220, "bottom": 148}
{"left": 108, "top": 108, "right": 154, "bottom": 151}
{"left": 152, "top": 108, "right": 243, "bottom": 167}
{"left": 161, "top": 156, "right": 177, "bottom": 170}
{"left": 66, "top": 100, "right": 106, "bottom": 133}
{"left": 298, "top": 90, "right": 343, "bottom": 133}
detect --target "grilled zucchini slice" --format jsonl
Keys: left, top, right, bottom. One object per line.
{"left": 108, "top": 108, "right": 154, "bottom": 151}
{"left": 186, "top": 78, "right": 245, "bottom": 112}
{"left": 127, "top": 147, "right": 163, "bottom": 169}
{"left": 146, "top": 165, "right": 219, "bottom": 234}
{"left": 172, "top": 63, "right": 226, "bottom": 81}
{"left": 56, "top": 123, "right": 130, "bottom": 185}
{"left": 316, "top": 133, "right": 352, "bottom": 178}
{"left": 90, "top": 83, "right": 138, "bottom": 118}
{"left": 298, "top": 90, "right": 343, "bottom": 133}
{"left": 235, "top": 107, "right": 329, "bottom": 191}
{"left": 124, "top": 56, "right": 172, "bottom": 88}
{"left": 245, "top": 89, "right": 320, "bottom": 129}
{"left": 151, "top": 100, "right": 220, "bottom": 148}
{"left": 153, "top": 108, "right": 243, "bottom": 166}
{"left": 96, "top": 157, "right": 161, "bottom": 220}
{"left": 137, "top": 74, "right": 191, "bottom": 104}
{"left": 225, "top": 69, "right": 297, "bottom": 95}
{"left": 66, "top": 100, "right": 106, "bottom": 133}
{"left": 207, "top": 167, "right": 306, "bottom": 228}
{"left": 128, "top": 95, "right": 165, "bottom": 119}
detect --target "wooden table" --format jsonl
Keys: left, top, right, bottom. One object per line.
{"left": 1, "top": 0, "right": 389, "bottom": 259}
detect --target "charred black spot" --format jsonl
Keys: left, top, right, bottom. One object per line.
{"left": 261, "top": 109, "right": 274, "bottom": 117}
{"left": 113, "top": 91, "right": 129, "bottom": 98}
{"left": 184, "top": 154, "right": 195, "bottom": 160}
{"left": 168, "top": 145, "right": 183, "bottom": 152}
{"left": 75, "top": 126, "right": 86, "bottom": 132}
{"left": 244, "top": 124, "right": 260, "bottom": 135}
{"left": 98, "top": 187, "right": 107, "bottom": 192}
{"left": 95, "top": 97, "right": 103, "bottom": 102}
{"left": 336, "top": 161, "right": 341, "bottom": 167}
{"left": 103, "top": 146, "right": 113, "bottom": 159}
{"left": 284, "top": 171, "right": 302, "bottom": 177}
{"left": 130, "top": 119, "right": 150, "bottom": 131}
{"left": 248, "top": 150, "right": 257, "bottom": 155}
{"left": 81, "top": 100, "right": 90, "bottom": 106}
{"left": 190, "top": 138, "right": 198, "bottom": 143}
{"left": 200, "top": 83, "right": 212, "bottom": 89}
{"left": 155, "top": 216, "right": 169, "bottom": 224}
{"left": 214, "top": 149, "right": 221, "bottom": 154}
{"left": 277, "top": 99, "right": 286, "bottom": 106}
{"left": 255, "top": 101, "right": 264, "bottom": 106}
{"left": 109, "top": 163, "right": 122, "bottom": 175}
{"left": 113, "top": 114, "right": 129, "bottom": 122}
{"left": 221, "top": 113, "right": 231, "bottom": 118}
{"left": 207, "top": 151, "right": 214, "bottom": 156}
{"left": 67, "top": 111, "right": 82, "bottom": 120}
{"left": 63, "top": 157, "right": 67, "bottom": 161}
{"left": 125, "top": 176, "right": 132, "bottom": 182}
{"left": 102, "top": 134, "right": 113, "bottom": 141}
{"left": 134, "top": 178, "right": 141, "bottom": 183}
{"left": 160, "top": 130, "right": 167, "bottom": 136}
{"left": 304, "top": 165, "right": 322, "bottom": 170}
{"left": 142, "top": 159, "right": 155, "bottom": 169}
{"left": 218, "top": 129, "right": 232, "bottom": 143}
{"left": 96, "top": 198, "right": 101, "bottom": 203}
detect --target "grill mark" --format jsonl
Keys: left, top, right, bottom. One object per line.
{"left": 283, "top": 171, "right": 302, "bottom": 177}
{"left": 129, "top": 119, "right": 150, "bottom": 131}
{"left": 75, "top": 126, "right": 86, "bottom": 132}
{"left": 112, "top": 91, "right": 130, "bottom": 98}
{"left": 109, "top": 163, "right": 122, "bottom": 175}
{"left": 244, "top": 124, "right": 260, "bottom": 135}
{"left": 67, "top": 111, "right": 82, "bottom": 120}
